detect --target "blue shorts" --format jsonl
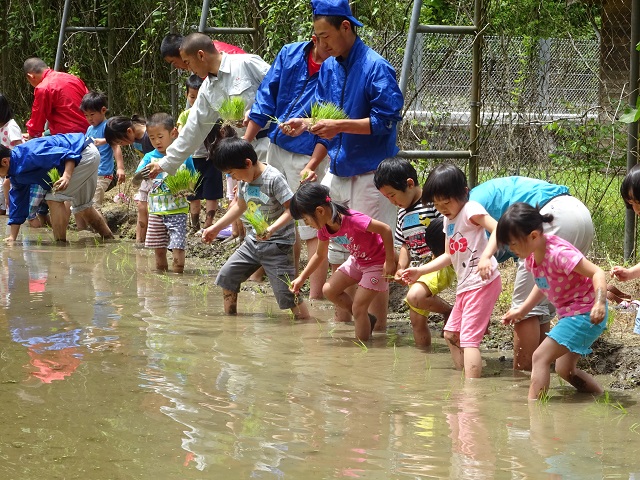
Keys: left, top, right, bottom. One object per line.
{"left": 547, "top": 305, "right": 608, "bottom": 355}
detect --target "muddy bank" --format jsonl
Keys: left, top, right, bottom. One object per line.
{"left": 100, "top": 200, "right": 640, "bottom": 390}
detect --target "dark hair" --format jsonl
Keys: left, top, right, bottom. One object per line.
{"left": 146, "top": 112, "right": 174, "bottom": 131}
{"left": 621, "top": 164, "right": 640, "bottom": 210}
{"left": 104, "top": 115, "right": 146, "bottom": 145}
{"left": 79, "top": 91, "right": 108, "bottom": 112}
{"left": 211, "top": 137, "right": 257, "bottom": 171}
{"left": 496, "top": 203, "right": 554, "bottom": 246}
{"left": 289, "top": 182, "right": 350, "bottom": 223}
{"left": 181, "top": 33, "right": 216, "bottom": 56}
{"left": 204, "top": 121, "right": 237, "bottom": 159}
{"left": 23, "top": 57, "right": 48, "bottom": 74}
{"left": 373, "top": 157, "right": 418, "bottom": 191}
{"left": 312, "top": 15, "right": 358, "bottom": 34}
{"left": 185, "top": 74, "right": 203, "bottom": 92}
{"left": 160, "top": 33, "right": 183, "bottom": 58}
{"left": 0, "top": 144, "right": 11, "bottom": 160}
{"left": 0, "top": 93, "right": 15, "bottom": 125}
{"left": 422, "top": 163, "right": 468, "bottom": 203}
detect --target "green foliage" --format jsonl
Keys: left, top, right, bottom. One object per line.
{"left": 47, "top": 168, "right": 61, "bottom": 190}
{"left": 308, "top": 102, "right": 349, "bottom": 124}
{"left": 244, "top": 209, "right": 270, "bottom": 236}
{"left": 219, "top": 97, "right": 247, "bottom": 122}
{"left": 163, "top": 169, "right": 201, "bottom": 198}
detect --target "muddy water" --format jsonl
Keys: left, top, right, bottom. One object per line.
{"left": 1, "top": 234, "right": 640, "bottom": 479}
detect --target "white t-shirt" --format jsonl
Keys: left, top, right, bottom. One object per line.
{"left": 0, "top": 119, "right": 22, "bottom": 148}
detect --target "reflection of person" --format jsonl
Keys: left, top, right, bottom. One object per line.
{"left": 471, "top": 176, "right": 594, "bottom": 371}
{"left": 137, "top": 113, "right": 195, "bottom": 273}
{"left": 375, "top": 158, "right": 453, "bottom": 347}
{"left": 201, "top": 137, "right": 310, "bottom": 319}
{"left": 499, "top": 203, "right": 607, "bottom": 400}
{"left": 146, "top": 32, "right": 270, "bottom": 179}
{"left": 289, "top": 183, "right": 396, "bottom": 341}
{"left": 245, "top": 36, "right": 331, "bottom": 298}
{"left": 402, "top": 164, "right": 501, "bottom": 378}
{"left": 0, "top": 134, "right": 113, "bottom": 242}
{"left": 0, "top": 93, "right": 24, "bottom": 215}
{"left": 282, "top": 0, "right": 403, "bottom": 328}
{"left": 23, "top": 57, "right": 89, "bottom": 139}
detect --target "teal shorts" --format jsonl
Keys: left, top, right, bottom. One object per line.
{"left": 547, "top": 305, "right": 608, "bottom": 355}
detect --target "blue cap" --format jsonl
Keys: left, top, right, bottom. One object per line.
{"left": 311, "top": 0, "right": 363, "bottom": 27}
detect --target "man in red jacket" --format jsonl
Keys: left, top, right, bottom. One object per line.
{"left": 23, "top": 57, "right": 89, "bottom": 139}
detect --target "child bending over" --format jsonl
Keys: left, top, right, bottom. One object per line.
{"left": 499, "top": 203, "right": 607, "bottom": 400}
{"left": 402, "top": 164, "right": 501, "bottom": 378}
{"left": 289, "top": 183, "right": 395, "bottom": 341}
{"left": 201, "top": 137, "right": 309, "bottom": 319}
{"left": 374, "top": 157, "right": 454, "bottom": 347}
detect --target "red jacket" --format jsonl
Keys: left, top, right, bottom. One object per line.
{"left": 213, "top": 40, "right": 246, "bottom": 55}
{"left": 26, "top": 69, "right": 89, "bottom": 138}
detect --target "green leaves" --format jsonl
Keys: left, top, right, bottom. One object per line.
{"left": 619, "top": 98, "right": 640, "bottom": 124}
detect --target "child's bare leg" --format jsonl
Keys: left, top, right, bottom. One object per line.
{"left": 137, "top": 201, "right": 148, "bottom": 243}
{"left": 444, "top": 331, "right": 464, "bottom": 370}
{"left": 75, "top": 212, "right": 88, "bottom": 231}
{"left": 529, "top": 337, "right": 568, "bottom": 400}
{"left": 48, "top": 200, "right": 71, "bottom": 242}
{"left": 369, "top": 290, "right": 389, "bottom": 331}
{"left": 513, "top": 316, "right": 543, "bottom": 371}
{"left": 329, "top": 263, "right": 353, "bottom": 322}
{"left": 323, "top": 270, "right": 357, "bottom": 320}
{"left": 80, "top": 207, "right": 114, "bottom": 239}
{"left": 172, "top": 249, "right": 185, "bottom": 274}
{"left": 203, "top": 199, "right": 218, "bottom": 229}
{"left": 154, "top": 248, "right": 169, "bottom": 271}
{"left": 306, "top": 237, "right": 327, "bottom": 300}
{"left": 291, "top": 301, "right": 310, "bottom": 319}
{"left": 407, "top": 283, "right": 452, "bottom": 347}
{"left": 463, "top": 347, "right": 483, "bottom": 378}
{"left": 352, "top": 287, "right": 378, "bottom": 341}
{"left": 222, "top": 289, "right": 238, "bottom": 314}
{"left": 555, "top": 352, "right": 603, "bottom": 395}
{"left": 190, "top": 200, "right": 201, "bottom": 232}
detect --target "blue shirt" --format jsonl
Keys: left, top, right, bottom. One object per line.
{"left": 470, "top": 176, "right": 570, "bottom": 262}
{"left": 135, "top": 149, "right": 195, "bottom": 175}
{"left": 7, "top": 133, "right": 87, "bottom": 225}
{"left": 314, "top": 37, "right": 404, "bottom": 177}
{"left": 249, "top": 41, "right": 320, "bottom": 156}
{"left": 86, "top": 120, "right": 115, "bottom": 176}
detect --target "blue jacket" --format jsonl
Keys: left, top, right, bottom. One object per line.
{"left": 249, "top": 41, "right": 320, "bottom": 156}
{"left": 314, "top": 37, "right": 404, "bottom": 177}
{"left": 8, "top": 133, "right": 87, "bottom": 225}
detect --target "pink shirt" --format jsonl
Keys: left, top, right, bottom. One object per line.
{"left": 443, "top": 200, "right": 499, "bottom": 293}
{"left": 525, "top": 234, "right": 594, "bottom": 318}
{"left": 317, "top": 210, "right": 386, "bottom": 267}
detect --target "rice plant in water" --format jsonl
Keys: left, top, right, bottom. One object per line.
{"left": 307, "top": 102, "right": 348, "bottom": 126}
{"left": 219, "top": 97, "right": 246, "bottom": 123}
{"left": 163, "top": 169, "right": 201, "bottom": 198}
{"left": 244, "top": 209, "right": 270, "bottom": 236}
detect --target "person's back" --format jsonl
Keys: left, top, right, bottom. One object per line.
{"left": 24, "top": 58, "right": 89, "bottom": 138}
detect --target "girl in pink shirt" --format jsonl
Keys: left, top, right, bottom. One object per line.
{"left": 498, "top": 203, "right": 607, "bottom": 401}
{"left": 289, "top": 183, "right": 395, "bottom": 341}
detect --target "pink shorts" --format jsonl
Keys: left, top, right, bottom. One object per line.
{"left": 445, "top": 276, "right": 502, "bottom": 348}
{"left": 337, "top": 256, "right": 389, "bottom": 292}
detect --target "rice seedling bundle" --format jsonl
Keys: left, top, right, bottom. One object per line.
{"left": 47, "top": 168, "right": 61, "bottom": 191}
{"left": 244, "top": 209, "right": 270, "bottom": 236}
{"left": 163, "top": 169, "right": 201, "bottom": 198}
{"left": 219, "top": 97, "right": 246, "bottom": 124}
{"left": 307, "top": 102, "right": 349, "bottom": 126}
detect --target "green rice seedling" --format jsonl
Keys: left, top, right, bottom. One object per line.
{"left": 244, "top": 209, "right": 271, "bottom": 236}
{"left": 630, "top": 422, "right": 640, "bottom": 435}
{"left": 353, "top": 338, "right": 368, "bottom": 352}
{"left": 537, "top": 389, "right": 552, "bottom": 404}
{"left": 47, "top": 168, "right": 61, "bottom": 191}
{"left": 219, "top": 97, "right": 246, "bottom": 124}
{"left": 163, "top": 169, "right": 201, "bottom": 199}
{"left": 307, "top": 102, "right": 348, "bottom": 126}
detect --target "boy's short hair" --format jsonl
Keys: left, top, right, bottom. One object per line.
{"left": 80, "top": 91, "right": 108, "bottom": 112}
{"left": 185, "top": 74, "right": 203, "bottom": 92}
{"left": 0, "top": 145, "right": 11, "bottom": 161}
{"left": 211, "top": 137, "right": 257, "bottom": 171}
{"left": 373, "top": 157, "right": 419, "bottom": 191}
{"left": 160, "top": 34, "right": 183, "bottom": 59}
{"left": 23, "top": 57, "right": 48, "bottom": 74}
{"left": 422, "top": 163, "right": 468, "bottom": 203}
{"left": 146, "top": 112, "right": 174, "bottom": 131}
{"left": 180, "top": 33, "right": 216, "bottom": 56}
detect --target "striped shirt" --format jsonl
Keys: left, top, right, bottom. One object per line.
{"left": 239, "top": 164, "right": 295, "bottom": 244}
{"left": 395, "top": 200, "right": 444, "bottom": 260}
